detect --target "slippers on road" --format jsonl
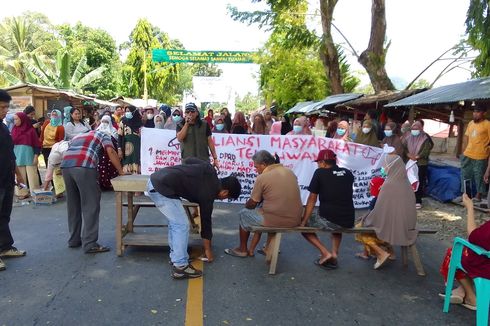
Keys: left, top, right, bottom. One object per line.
{"left": 197, "top": 255, "right": 214, "bottom": 263}
{"left": 374, "top": 254, "right": 390, "bottom": 270}
{"left": 224, "top": 248, "right": 248, "bottom": 258}
{"left": 438, "top": 292, "right": 464, "bottom": 304}
{"left": 314, "top": 257, "right": 338, "bottom": 270}
{"left": 85, "top": 245, "right": 110, "bottom": 254}
{"left": 460, "top": 300, "right": 477, "bottom": 311}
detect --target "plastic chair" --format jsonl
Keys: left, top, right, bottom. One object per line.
{"left": 443, "top": 237, "right": 490, "bottom": 326}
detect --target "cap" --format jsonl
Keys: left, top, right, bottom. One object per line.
{"left": 314, "top": 149, "right": 336, "bottom": 162}
{"left": 185, "top": 102, "right": 198, "bottom": 112}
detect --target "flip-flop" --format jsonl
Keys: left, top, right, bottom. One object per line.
{"left": 224, "top": 248, "right": 248, "bottom": 258}
{"left": 197, "top": 255, "right": 214, "bottom": 263}
{"left": 85, "top": 245, "right": 110, "bottom": 254}
{"left": 438, "top": 292, "right": 464, "bottom": 304}
{"left": 314, "top": 258, "right": 338, "bottom": 270}
{"left": 460, "top": 300, "right": 476, "bottom": 311}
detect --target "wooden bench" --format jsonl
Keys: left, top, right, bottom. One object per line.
{"left": 246, "top": 225, "right": 437, "bottom": 276}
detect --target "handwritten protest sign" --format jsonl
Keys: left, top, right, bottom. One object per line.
{"left": 141, "top": 128, "right": 386, "bottom": 208}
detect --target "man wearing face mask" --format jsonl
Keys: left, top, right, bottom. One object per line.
{"left": 402, "top": 121, "right": 433, "bottom": 209}
{"left": 176, "top": 103, "right": 219, "bottom": 169}
{"left": 461, "top": 105, "right": 490, "bottom": 202}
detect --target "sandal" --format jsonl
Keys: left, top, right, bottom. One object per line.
{"left": 224, "top": 248, "right": 248, "bottom": 258}
{"left": 314, "top": 257, "right": 338, "bottom": 270}
{"left": 355, "top": 253, "right": 372, "bottom": 260}
{"left": 460, "top": 300, "right": 476, "bottom": 311}
{"left": 85, "top": 245, "right": 110, "bottom": 254}
{"left": 197, "top": 255, "right": 214, "bottom": 263}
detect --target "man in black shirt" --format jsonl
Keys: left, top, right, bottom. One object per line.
{"left": 147, "top": 158, "right": 241, "bottom": 279}
{"left": 0, "top": 89, "right": 27, "bottom": 272}
{"left": 300, "top": 149, "right": 354, "bottom": 270}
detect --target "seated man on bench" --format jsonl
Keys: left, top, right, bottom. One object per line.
{"left": 300, "top": 149, "right": 355, "bottom": 270}
{"left": 224, "top": 150, "right": 303, "bottom": 258}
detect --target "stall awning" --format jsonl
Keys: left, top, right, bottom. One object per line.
{"left": 285, "top": 93, "right": 363, "bottom": 114}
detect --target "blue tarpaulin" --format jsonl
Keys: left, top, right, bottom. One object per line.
{"left": 427, "top": 164, "right": 461, "bottom": 202}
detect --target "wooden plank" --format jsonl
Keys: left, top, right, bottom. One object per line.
{"left": 410, "top": 244, "right": 426, "bottom": 276}
{"left": 127, "top": 192, "right": 134, "bottom": 232}
{"left": 268, "top": 233, "right": 282, "bottom": 275}
{"left": 122, "top": 232, "right": 202, "bottom": 247}
{"left": 115, "top": 191, "right": 123, "bottom": 256}
{"left": 248, "top": 226, "right": 437, "bottom": 234}
{"left": 111, "top": 174, "right": 149, "bottom": 192}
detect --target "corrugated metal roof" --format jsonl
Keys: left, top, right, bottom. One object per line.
{"left": 285, "top": 93, "right": 363, "bottom": 114}
{"left": 385, "top": 77, "right": 490, "bottom": 107}
{"left": 339, "top": 89, "right": 422, "bottom": 107}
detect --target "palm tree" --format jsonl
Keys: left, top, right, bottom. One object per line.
{"left": 0, "top": 15, "right": 57, "bottom": 83}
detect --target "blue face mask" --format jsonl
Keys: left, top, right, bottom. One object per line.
{"left": 336, "top": 128, "right": 346, "bottom": 136}
{"left": 125, "top": 112, "right": 133, "bottom": 119}
{"left": 380, "top": 167, "right": 387, "bottom": 178}
{"left": 293, "top": 125, "right": 303, "bottom": 134}
{"left": 411, "top": 130, "right": 420, "bottom": 136}
{"left": 384, "top": 130, "right": 393, "bottom": 137}
{"left": 215, "top": 123, "right": 225, "bottom": 131}
{"left": 172, "top": 115, "right": 182, "bottom": 123}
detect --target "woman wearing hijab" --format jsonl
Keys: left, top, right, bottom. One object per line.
{"left": 64, "top": 107, "right": 91, "bottom": 141}
{"left": 221, "top": 107, "right": 233, "bottom": 132}
{"left": 381, "top": 122, "right": 404, "bottom": 157}
{"left": 143, "top": 107, "right": 156, "bottom": 128}
{"left": 326, "top": 120, "right": 338, "bottom": 138}
{"left": 96, "top": 115, "right": 119, "bottom": 190}
{"left": 212, "top": 116, "right": 228, "bottom": 133}
{"left": 402, "top": 121, "right": 433, "bottom": 209}
{"left": 333, "top": 120, "right": 352, "bottom": 142}
{"left": 231, "top": 111, "right": 250, "bottom": 134}
{"left": 287, "top": 116, "right": 312, "bottom": 135}
{"left": 118, "top": 105, "right": 142, "bottom": 174}
{"left": 12, "top": 112, "right": 42, "bottom": 199}
{"left": 354, "top": 119, "right": 380, "bottom": 147}
{"left": 280, "top": 115, "right": 293, "bottom": 135}
{"left": 154, "top": 114, "right": 166, "bottom": 129}
{"left": 251, "top": 113, "right": 268, "bottom": 135}
{"left": 356, "top": 153, "right": 418, "bottom": 269}
{"left": 40, "top": 109, "right": 65, "bottom": 164}
{"left": 269, "top": 121, "right": 282, "bottom": 135}
{"left": 5, "top": 113, "right": 15, "bottom": 132}
{"left": 164, "top": 108, "right": 183, "bottom": 130}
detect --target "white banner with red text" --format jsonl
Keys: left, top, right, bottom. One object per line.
{"left": 140, "top": 128, "right": 386, "bottom": 208}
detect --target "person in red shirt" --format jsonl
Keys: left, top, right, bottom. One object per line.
{"left": 439, "top": 194, "right": 490, "bottom": 310}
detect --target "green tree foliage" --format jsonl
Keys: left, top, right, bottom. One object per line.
{"left": 121, "top": 19, "right": 191, "bottom": 105}
{"left": 236, "top": 92, "right": 262, "bottom": 112}
{"left": 466, "top": 0, "right": 490, "bottom": 76}
{"left": 57, "top": 23, "right": 120, "bottom": 98}
{"left": 0, "top": 13, "right": 59, "bottom": 83}
{"left": 27, "top": 49, "right": 105, "bottom": 92}
{"left": 192, "top": 63, "right": 223, "bottom": 77}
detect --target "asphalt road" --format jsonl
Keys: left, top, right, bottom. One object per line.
{"left": 0, "top": 192, "right": 476, "bottom": 326}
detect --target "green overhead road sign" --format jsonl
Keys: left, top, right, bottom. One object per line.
{"left": 152, "top": 49, "right": 255, "bottom": 63}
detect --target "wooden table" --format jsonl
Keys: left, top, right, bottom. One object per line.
{"left": 111, "top": 175, "right": 201, "bottom": 256}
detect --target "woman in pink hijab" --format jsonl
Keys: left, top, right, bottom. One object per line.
{"left": 287, "top": 116, "right": 312, "bottom": 135}
{"left": 333, "top": 120, "right": 352, "bottom": 142}
{"left": 269, "top": 121, "right": 282, "bottom": 135}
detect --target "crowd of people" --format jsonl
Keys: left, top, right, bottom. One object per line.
{"left": 0, "top": 88, "right": 489, "bottom": 316}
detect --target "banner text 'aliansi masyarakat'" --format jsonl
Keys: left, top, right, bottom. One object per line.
{"left": 152, "top": 49, "right": 255, "bottom": 64}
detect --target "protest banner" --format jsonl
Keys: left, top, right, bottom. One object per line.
{"left": 140, "top": 128, "right": 386, "bottom": 208}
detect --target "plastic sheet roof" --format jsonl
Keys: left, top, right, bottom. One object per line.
{"left": 385, "top": 77, "right": 490, "bottom": 107}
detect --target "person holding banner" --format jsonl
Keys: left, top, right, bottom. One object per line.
{"left": 299, "top": 149, "right": 355, "bottom": 270}
{"left": 147, "top": 158, "right": 241, "bottom": 278}
{"left": 224, "top": 150, "right": 303, "bottom": 258}
{"left": 177, "top": 103, "right": 219, "bottom": 169}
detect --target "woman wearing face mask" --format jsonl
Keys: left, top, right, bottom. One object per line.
{"left": 287, "top": 116, "right": 312, "bottom": 135}
{"left": 96, "top": 115, "right": 119, "bottom": 189}
{"left": 118, "top": 106, "right": 142, "bottom": 174}
{"left": 40, "top": 110, "right": 65, "bottom": 165}
{"left": 64, "top": 107, "right": 91, "bottom": 141}
{"left": 356, "top": 153, "right": 418, "bottom": 269}
{"left": 143, "top": 107, "right": 156, "bottom": 128}
{"left": 212, "top": 116, "right": 228, "bottom": 133}
{"left": 333, "top": 120, "right": 352, "bottom": 142}
{"left": 381, "top": 122, "right": 404, "bottom": 157}
{"left": 164, "top": 108, "right": 183, "bottom": 130}
{"left": 402, "top": 121, "right": 433, "bottom": 209}
{"left": 354, "top": 119, "right": 380, "bottom": 147}
{"left": 154, "top": 114, "right": 166, "bottom": 129}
